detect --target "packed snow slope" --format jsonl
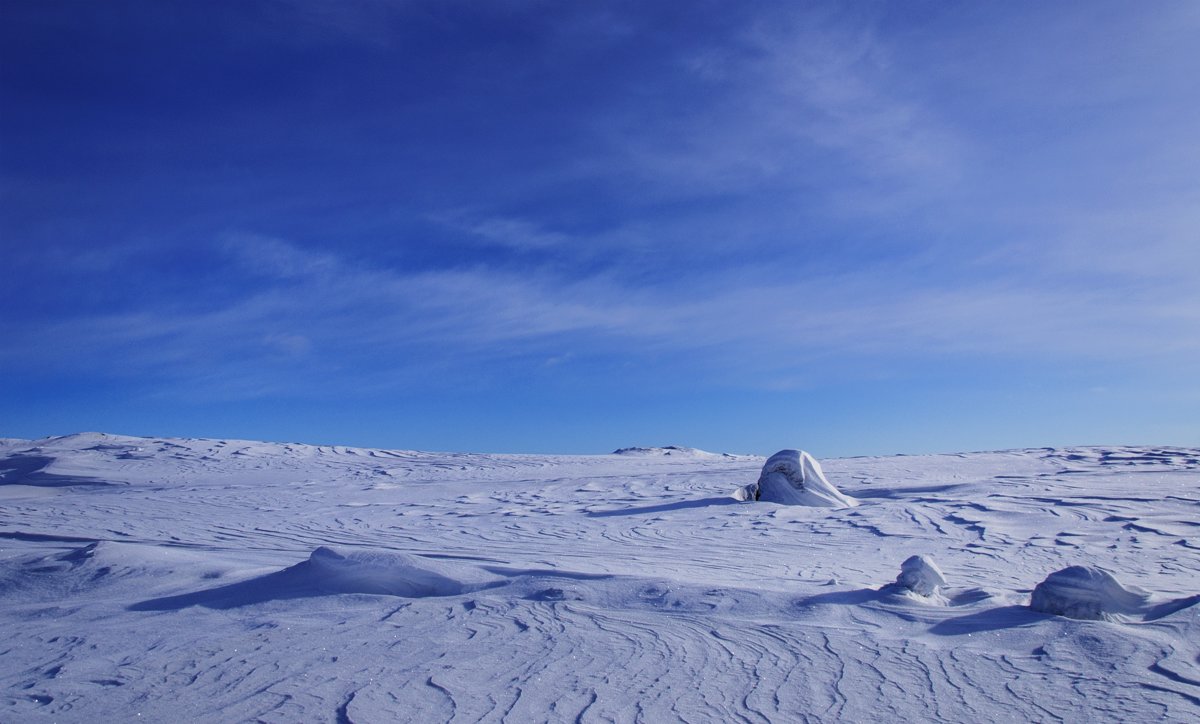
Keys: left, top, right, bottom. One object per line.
{"left": 2, "top": 433, "right": 1199, "bottom": 723}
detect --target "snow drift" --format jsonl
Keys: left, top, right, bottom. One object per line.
{"left": 131, "top": 547, "right": 504, "bottom": 610}
{"left": 304, "top": 546, "right": 495, "bottom": 597}
{"left": 735, "top": 450, "right": 857, "bottom": 507}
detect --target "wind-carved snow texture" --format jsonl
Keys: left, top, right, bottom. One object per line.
{"left": 740, "top": 449, "right": 858, "bottom": 507}
{"left": 1, "top": 433, "right": 1199, "bottom": 722}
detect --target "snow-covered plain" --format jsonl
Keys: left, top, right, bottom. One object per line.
{"left": 2, "top": 433, "right": 1198, "bottom": 722}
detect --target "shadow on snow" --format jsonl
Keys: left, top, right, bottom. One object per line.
{"left": 586, "top": 496, "right": 741, "bottom": 517}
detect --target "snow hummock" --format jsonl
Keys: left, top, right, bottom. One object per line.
{"left": 305, "top": 546, "right": 499, "bottom": 597}
{"left": 895, "top": 555, "right": 947, "bottom": 596}
{"left": 743, "top": 449, "right": 858, "bottom": 507}
{"left": 1029, "top": 565, "right": 1154, "bottom": 621}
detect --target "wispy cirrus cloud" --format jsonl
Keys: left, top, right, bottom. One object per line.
{"left": 569, "top": 2, "right": 964, "bottom": 216}
{"left": 428, "top": 212, "right": 574, "bottom": 253}
{"left": 9, "top": 228, "right": 1196, "bottom": 402}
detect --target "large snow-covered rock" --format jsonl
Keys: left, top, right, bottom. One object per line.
{"left": 895, "top": 555, "right": 947, "bottom": 596}
{"left": 1029, "top": 565, "right": 1153, "bottom": 620}
{"left": 741, "top": 450, "right": 858, "bottom": 507}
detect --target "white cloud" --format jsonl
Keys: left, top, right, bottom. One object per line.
{"left": 576, "top": 3, "right": 965, "bottom": 210}
{"left": 7, "top": 4, "right": 1199, "bottom": 404}
{"left": 221, "top": 232, "right": 340, "bottom": 279}
{"left": 429, "top": 212, "right": 573, "bottom": 252}
{"left": 13, "top": 229, "right": 1195, "bottom": 401}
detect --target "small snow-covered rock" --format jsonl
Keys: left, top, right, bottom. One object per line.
{"left": 743, "top": 450, "right": 857, "bottom": 507}
{"left": 732, "top": 483, "right": 758, "bottom": 502}
{"left": 1029, "top": 565, "right": 1152, "bottom": 620}
{"left": 895, "top": 555, "right": 947, "bottom": 596}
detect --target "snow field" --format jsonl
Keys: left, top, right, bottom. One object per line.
{"left": 1, "top": 434, "right": 1198, "bottom": 721}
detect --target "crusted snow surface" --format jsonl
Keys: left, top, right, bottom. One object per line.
{"left": 1, "top": 435, "right": 1199, "bottom": 722}
{"left": 753, "top": 449, "right": 858, "bottom": 507}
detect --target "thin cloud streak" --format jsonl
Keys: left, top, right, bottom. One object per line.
{"left": 8, "top": 232, "right": 1196, "bottom": 401}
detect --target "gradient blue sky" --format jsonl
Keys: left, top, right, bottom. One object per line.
{"left": 2, "top": 1, "right": 1197, "bottom": 456}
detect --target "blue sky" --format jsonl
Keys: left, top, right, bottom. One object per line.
{"left": 2, "top": 1, "right": 1197, "bottom": 455}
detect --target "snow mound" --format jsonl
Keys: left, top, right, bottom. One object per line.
{"left": 739, "top": 450, "right": 857, "bottom": 507}
{"left": 130, "top": 547, "right": 505, "bottom": 610}
{"left": 302, "top": 546, "right": 495, "bottom": 597}
{"left": 1029, "top": 566, "right": 1153, "bottom": 621}
{"left": 895, "top": 555, "right": 947, "bottom": 596}
{"left": 611, "top": 445, "right": 721, "bottom": 458}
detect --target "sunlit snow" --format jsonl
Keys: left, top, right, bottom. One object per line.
{"left": 1, "top": 433, "right": 1198, "bottom": 721}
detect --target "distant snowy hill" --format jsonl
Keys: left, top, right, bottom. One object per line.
{"left": 1, "top": 434, "right": 1198, "bottom": 722}
{"left": 610, "top": 444, "right": 748, "bottom": 458}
